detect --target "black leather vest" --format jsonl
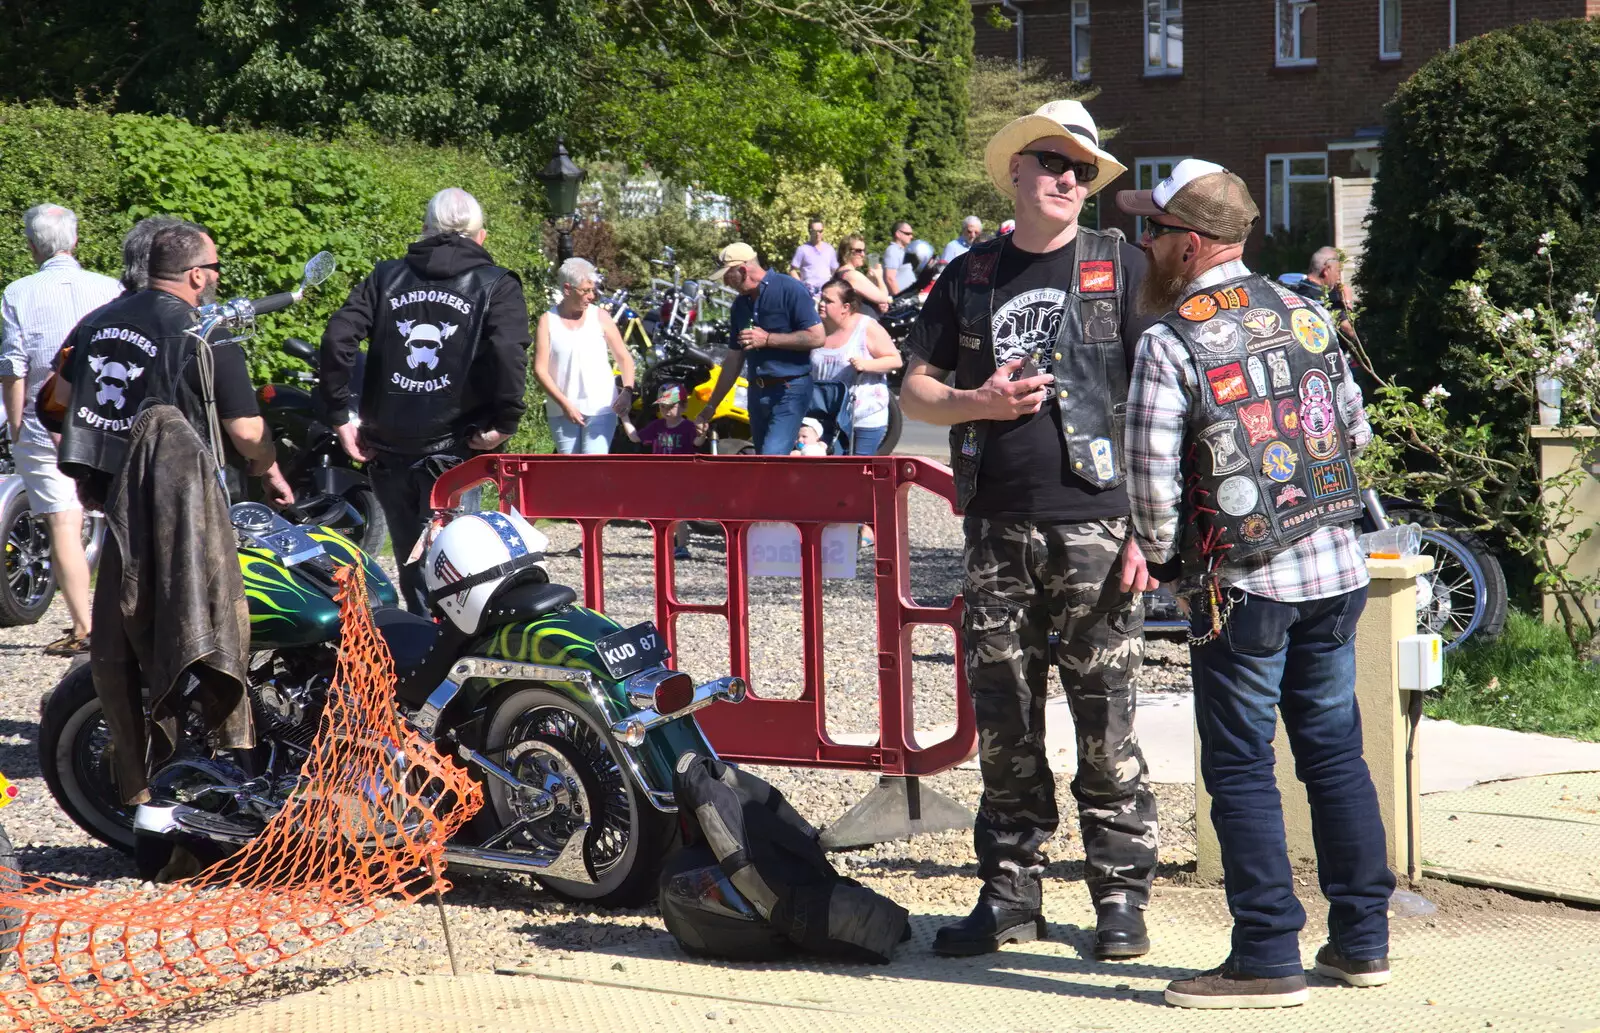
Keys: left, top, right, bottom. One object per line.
{"left": 363, "top": 258, "right": 508, "bottom": 454}
{"left": 58, "top": 290, "right": 209, "bottom": 483}
{"left": 947, "top": 229, "right": 1129, "bottom": 512}
{"left": 1162, "top": 273, "right": 1361, "bottom": 570}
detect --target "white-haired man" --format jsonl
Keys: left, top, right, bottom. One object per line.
{"left": 942, "top": 216, "right": 983, "bottom": 262}
{"left": 1, "top": 205, "right": 121, "bottom": 655}
{"left": 320, "top": 187, "right": 532, "bottom": 613}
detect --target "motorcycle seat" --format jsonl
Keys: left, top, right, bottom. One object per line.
{"left": 375, "top": 608, "right": 471, "bottom": 708}
{"left": 481, "top": 581, "right": 579, "bottom": 627}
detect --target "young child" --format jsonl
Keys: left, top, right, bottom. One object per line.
{"left": 791, "top": 417, "right": 829, "bottom": 457}
{"left": 625, "top": 384, "right": 705, "bottom": 559}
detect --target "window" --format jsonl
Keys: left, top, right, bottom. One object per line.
{"left": 1265, "top": 153, "right": 1329, "bottom": 237}
{"left": 1276, "top": 0, "right": 1317, "bottom": 66}
{"left": 1144, "top": 0, "right": 1182, "bottom": 75}
{"left": 1072, "top": 1, "right": 1091, "bottom": 81}
{"left": 1133, "top": 157, "right": 1186, "bottom": 235}
{"left": 1379, "top": 0, "right": 1401, "bottom": 58}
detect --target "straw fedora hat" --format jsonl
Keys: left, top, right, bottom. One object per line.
{"left": 984, "top": 100, "right": 1127, "bottom": 200}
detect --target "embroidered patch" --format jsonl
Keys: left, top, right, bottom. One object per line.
{"left": 1089, "top": 437, "right": 1116, "bottom": 481}
{"left": 1194, "top": 318, "right": 1240, "bottom": 353}
{"left": 1213, "top": 285, "right": 1251, "bottom": 310}
{"left": 1276, "top": 399, "right": 1301, "bottom": 437}
{"left": 1241, "top": 308, "right": 1283, "bottom": 338}
{"left": 1261, "top": 440, "right": 1299, "bottom": 482}
{"left": 1239, "top": 399, "right": 1276, "bottom": 446}
{"left": 1275, "top": 483, "right": 1307, "bottom": 509}
{"left": 1246, "top": 355, "right": 1268, "bottom": 398}
{"left": 1310, "top": 459, "right": 1354, "bottom": 498}
{"left": 1276, "top": 285, "right": 1307, "bottom": 309}
{"left": 1217, "top": 476, "right": 1260, "bottom": 516}
{"left": 1299, "top": 369, "right": 1337, "bottom": 459}
{"left": 1207, "top": 362, "right": 1249, "bottom": 405}
{"left": 961, "top": 425, "right": 979, "bottom": 457}
{"left": 1200, "top": 420, "right": 1248, "bottom": 475}
{"left": 966, "top": 251, "right": 999, "bottom": 286}
{"left": 1179, "top": 293, "right": 1219, "bottom": 321}
{"left": 1291, "top": 307, "right": 1331, "bottom": 354}
{"left": 1079, "top": 260, "right": 1116, "bottom": 293}
{"left": 1240, "top": 513, "right": 1272, "bottom": 543}
{"left": 1323, "top": 495, "right": 1361, "bottom": 519}
{"left": 959, "top": 332, "right": 982, "bottom": 351}
{"left": 1265, "top": 349, "right": 1292, "bottom": 395}
{"left": 1280, "top": 505, "right": 1324, "bottom": 531}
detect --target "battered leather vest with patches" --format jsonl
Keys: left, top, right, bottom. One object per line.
{"left": 364, "top": 258, "right": 508, "bottom": 454}
{"left": 948, "top": 229, "right": 1129, "bottom": 512}
{"left": 1162, "top": 273, "right": 1361, "bottom": 571}
{"left": 58, "top": 290, "right": 209, "bottom": 483}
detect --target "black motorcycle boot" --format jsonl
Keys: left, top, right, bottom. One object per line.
{"left": 933, "top": 894, "right": 1048, "bottom": 957}
{"left": 1093, "top": 900, "right": 1150, "bottom": 959}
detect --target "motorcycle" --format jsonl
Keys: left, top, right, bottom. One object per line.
{"left": 0, "top": 769, "right": 19, "bottom": 955}
{"left": 38, "top": 255, "right": 745, "bottom": 906}
{"left": 0, "top": 425, "right": 105, "bottom": 626}
{"left": 257, "top": 337, "right": 387, "bottom": 555}
{"left": 878, "top": 255, "right": 946, "bottom": 393}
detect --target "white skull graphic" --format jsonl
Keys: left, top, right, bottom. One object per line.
{"left": 397, "top": 320, "right": 458, "bottom": 371}
{"left": 88, "top": 354, "right": 146, "bottom": 411}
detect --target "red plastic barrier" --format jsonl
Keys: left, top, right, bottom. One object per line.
{"left": 431, "top": 454, "right": 974, "bottom": 777}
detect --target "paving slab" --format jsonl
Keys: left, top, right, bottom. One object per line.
{"left": 1421, "top": 772, "right": 1600, "bottom": 905}
{"left": 192, "top": 883, "right": 1600, "bottom": 1033}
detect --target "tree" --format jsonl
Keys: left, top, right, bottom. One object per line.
{"left": 879, "top": 0, "right": 974, "bottom": 245}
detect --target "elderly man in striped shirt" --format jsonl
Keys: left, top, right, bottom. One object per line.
{"left": 1, "top": 205, "right": 121, "bottom": 655}
{"left": 1119, "top": 161, "right": 1394, "bottom": 1009}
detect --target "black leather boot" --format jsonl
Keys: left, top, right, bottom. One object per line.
{"left": 1094, "top": 901, "right": 1150, "bottom": 959}
{"left": 933, "top": 896, "right": 1047, "bottom": 956}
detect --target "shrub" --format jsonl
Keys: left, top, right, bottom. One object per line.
{"left": 1357, "top": 19, "right": 1600, "bottom": 406}
{"left": 0, "top": 104, "right": 549, "bottom": 386}
{"left": 738, "top": 166, "right": 868, "bottom": 270}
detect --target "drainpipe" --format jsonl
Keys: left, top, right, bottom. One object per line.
{"left": 1001, "top": 0, "right": 1024, "bottom": 71}
{"left": 1449, "top": 0, "right": 1457, "bottom": 46}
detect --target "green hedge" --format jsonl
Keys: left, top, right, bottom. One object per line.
{"left": 1357, "top": 19, "right": 1600, "bottom": 406}
{"left": 0, "top": 105, "right": 550, "bottom": 402}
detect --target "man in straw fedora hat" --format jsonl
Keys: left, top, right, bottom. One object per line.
{"left": 901, "top": 100, "right": 1161, "bottom": 961}
{"left": 1119, "top": 161, "right": 1389, "bottom": 1008}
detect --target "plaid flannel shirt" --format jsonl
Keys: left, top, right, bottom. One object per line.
{"left": 1127, "top": 260, "right": 1372, "bottom": 603}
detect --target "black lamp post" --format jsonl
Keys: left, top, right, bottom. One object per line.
{"left": 535, "top": 136, "right": 585, "bottom": 264}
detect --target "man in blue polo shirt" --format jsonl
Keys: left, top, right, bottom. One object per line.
{"left": 698, "top": 242, "right": 824, "bottom": 454}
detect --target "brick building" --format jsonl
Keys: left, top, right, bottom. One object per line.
{"left": 972, "top": 0, "right": 1598, "bottom": 271}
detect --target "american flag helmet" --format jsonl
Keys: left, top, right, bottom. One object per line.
{"left": 422, "top": 506, "right": 550, "bottom": 634}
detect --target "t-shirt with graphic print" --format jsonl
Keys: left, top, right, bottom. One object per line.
{"left": 906, "top": 235, "right": 1153, "bottom": 522}
{"left": 639, "top": 417, "right": 700, "bottom": 454}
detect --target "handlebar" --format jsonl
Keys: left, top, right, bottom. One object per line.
{"left": 252, "top": 291, "right": 298, "bottom": 316}
{"left": 684, "top": 345, "right": 721, "bottom": 367}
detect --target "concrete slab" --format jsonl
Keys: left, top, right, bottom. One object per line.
{"left": 1421, "top": 772, "right": 1600, "bottom": 905}
{"left": 189, "top": 883, "right": 1600, "bottom": 1033}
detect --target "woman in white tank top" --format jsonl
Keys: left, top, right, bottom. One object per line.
{"left": 533, "top": 257, "right": 636, "bottom": 453}
{"left": 812, "top": 276, "right": 902, "bottom": 456}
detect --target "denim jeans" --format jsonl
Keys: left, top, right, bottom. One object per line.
{"left": 549, "top": 409, "right": 618, "bottom": 454}
{"left": 1190, "top": 585, "right": 1394, "bottom": 976}
{"left": 849, "top": 423, "right": 888, "bottom": 456}
{"left": 749, "top": 376, "right": 813, "bottom": 455}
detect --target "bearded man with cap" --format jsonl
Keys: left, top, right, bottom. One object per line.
{"left": 1120, "top": 161, "right": 1393, "bottom": 1009}
{"left": 900, "top": 100, "right": 1160, "bottom": 961}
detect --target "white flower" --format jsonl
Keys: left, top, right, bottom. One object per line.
{"left": 1539, "top": 230, "right": 1557, "bottom": 247}
{"left": 1522, "top": 308, "right": 1536, "bottom": 321}
{"left": 1422, "top": 385, "right": 1452, "bottom": 409}
{"left": 1574, "top": 292, "right": 1597, "bottom": 316}
{"left": 1465, "top": 284, "right": 1488, "bottom": 313}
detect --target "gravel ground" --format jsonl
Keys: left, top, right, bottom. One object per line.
{"left": 0, "top": 496, "right": 1204, "bottom": 1024}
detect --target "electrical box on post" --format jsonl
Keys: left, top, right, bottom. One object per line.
{"left": 1397, "top": 634, "right": 1444, "bottom": 691}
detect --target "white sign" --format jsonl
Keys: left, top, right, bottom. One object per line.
{"left": 747, "top": 523, "right": 859, "bottom": 579}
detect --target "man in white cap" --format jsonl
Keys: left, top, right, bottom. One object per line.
{"left": 700, "top": 243, "right": 823, "bottom": 454}
{"left": 900, "top": 100, "right": 1160, "bottom": 961}
{"left": 1120, "top": 161, "right": 1391, "bottom": 1008}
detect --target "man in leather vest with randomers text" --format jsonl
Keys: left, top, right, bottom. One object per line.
{"left": 320, "top": 188, "right": 532, "bottom": 614}
{"left": 901, "top": 100, "right": 1161, "bottom": 962}
{"left": 1121, "top": 161, "right": 1394, "bottom": 1009}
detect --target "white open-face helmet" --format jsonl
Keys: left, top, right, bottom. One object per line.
{"left": 422, "top": 508, "right": 550, "bottom": 634}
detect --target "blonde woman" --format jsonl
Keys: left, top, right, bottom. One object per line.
{"left": 836, "top": 234, "right": 892, "bottom": 315}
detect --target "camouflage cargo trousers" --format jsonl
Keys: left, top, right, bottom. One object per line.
{"left": 962, "top": 516, "right": 1159, "bottom": 910}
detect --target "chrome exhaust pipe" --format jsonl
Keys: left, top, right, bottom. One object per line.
{"left": 443, "top": 829, "right": 594, "bottom": 884}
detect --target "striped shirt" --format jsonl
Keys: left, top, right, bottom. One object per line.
{"left": 0, "top": 255, "right": 122, "bottom": 446}
{"left": 1127, "top": 260, "right": 1371, "bottom": 603}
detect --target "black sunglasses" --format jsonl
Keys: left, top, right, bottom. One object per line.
{"left": 1019, "top": 150, "right": 1099, "bottom": 183}
{"left": 186, "top": 261, "right": 222, "bottom": 273}
{"left": 1142, "top": 221, "right": 1219, "bottom": 241}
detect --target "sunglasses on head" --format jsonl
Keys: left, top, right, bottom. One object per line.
{"left": 1019, "top": 150, "right": 1099, "bottom": 183}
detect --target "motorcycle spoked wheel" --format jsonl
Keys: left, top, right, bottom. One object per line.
{"left": 0, "top": 491, "right": 55, "bottom": 626}
{"left": 473, "top": 686, "right": 675, "bottom": 908}
{"left": 39, "top": 663, "right": 139, "bottom": 852}
{"left": 1388, "top": 507, "right": 1509, "bottom": 651}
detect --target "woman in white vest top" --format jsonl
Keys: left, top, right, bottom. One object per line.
{"left": 533, "top": 257, "right": 635, "bottom": 453}
{"left": 812, "top": 275, "right": 901, "bottom": 457}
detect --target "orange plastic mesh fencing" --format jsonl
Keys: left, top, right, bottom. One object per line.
{"left": 0, "top": 565, "right": 482, "bottom": 1031}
